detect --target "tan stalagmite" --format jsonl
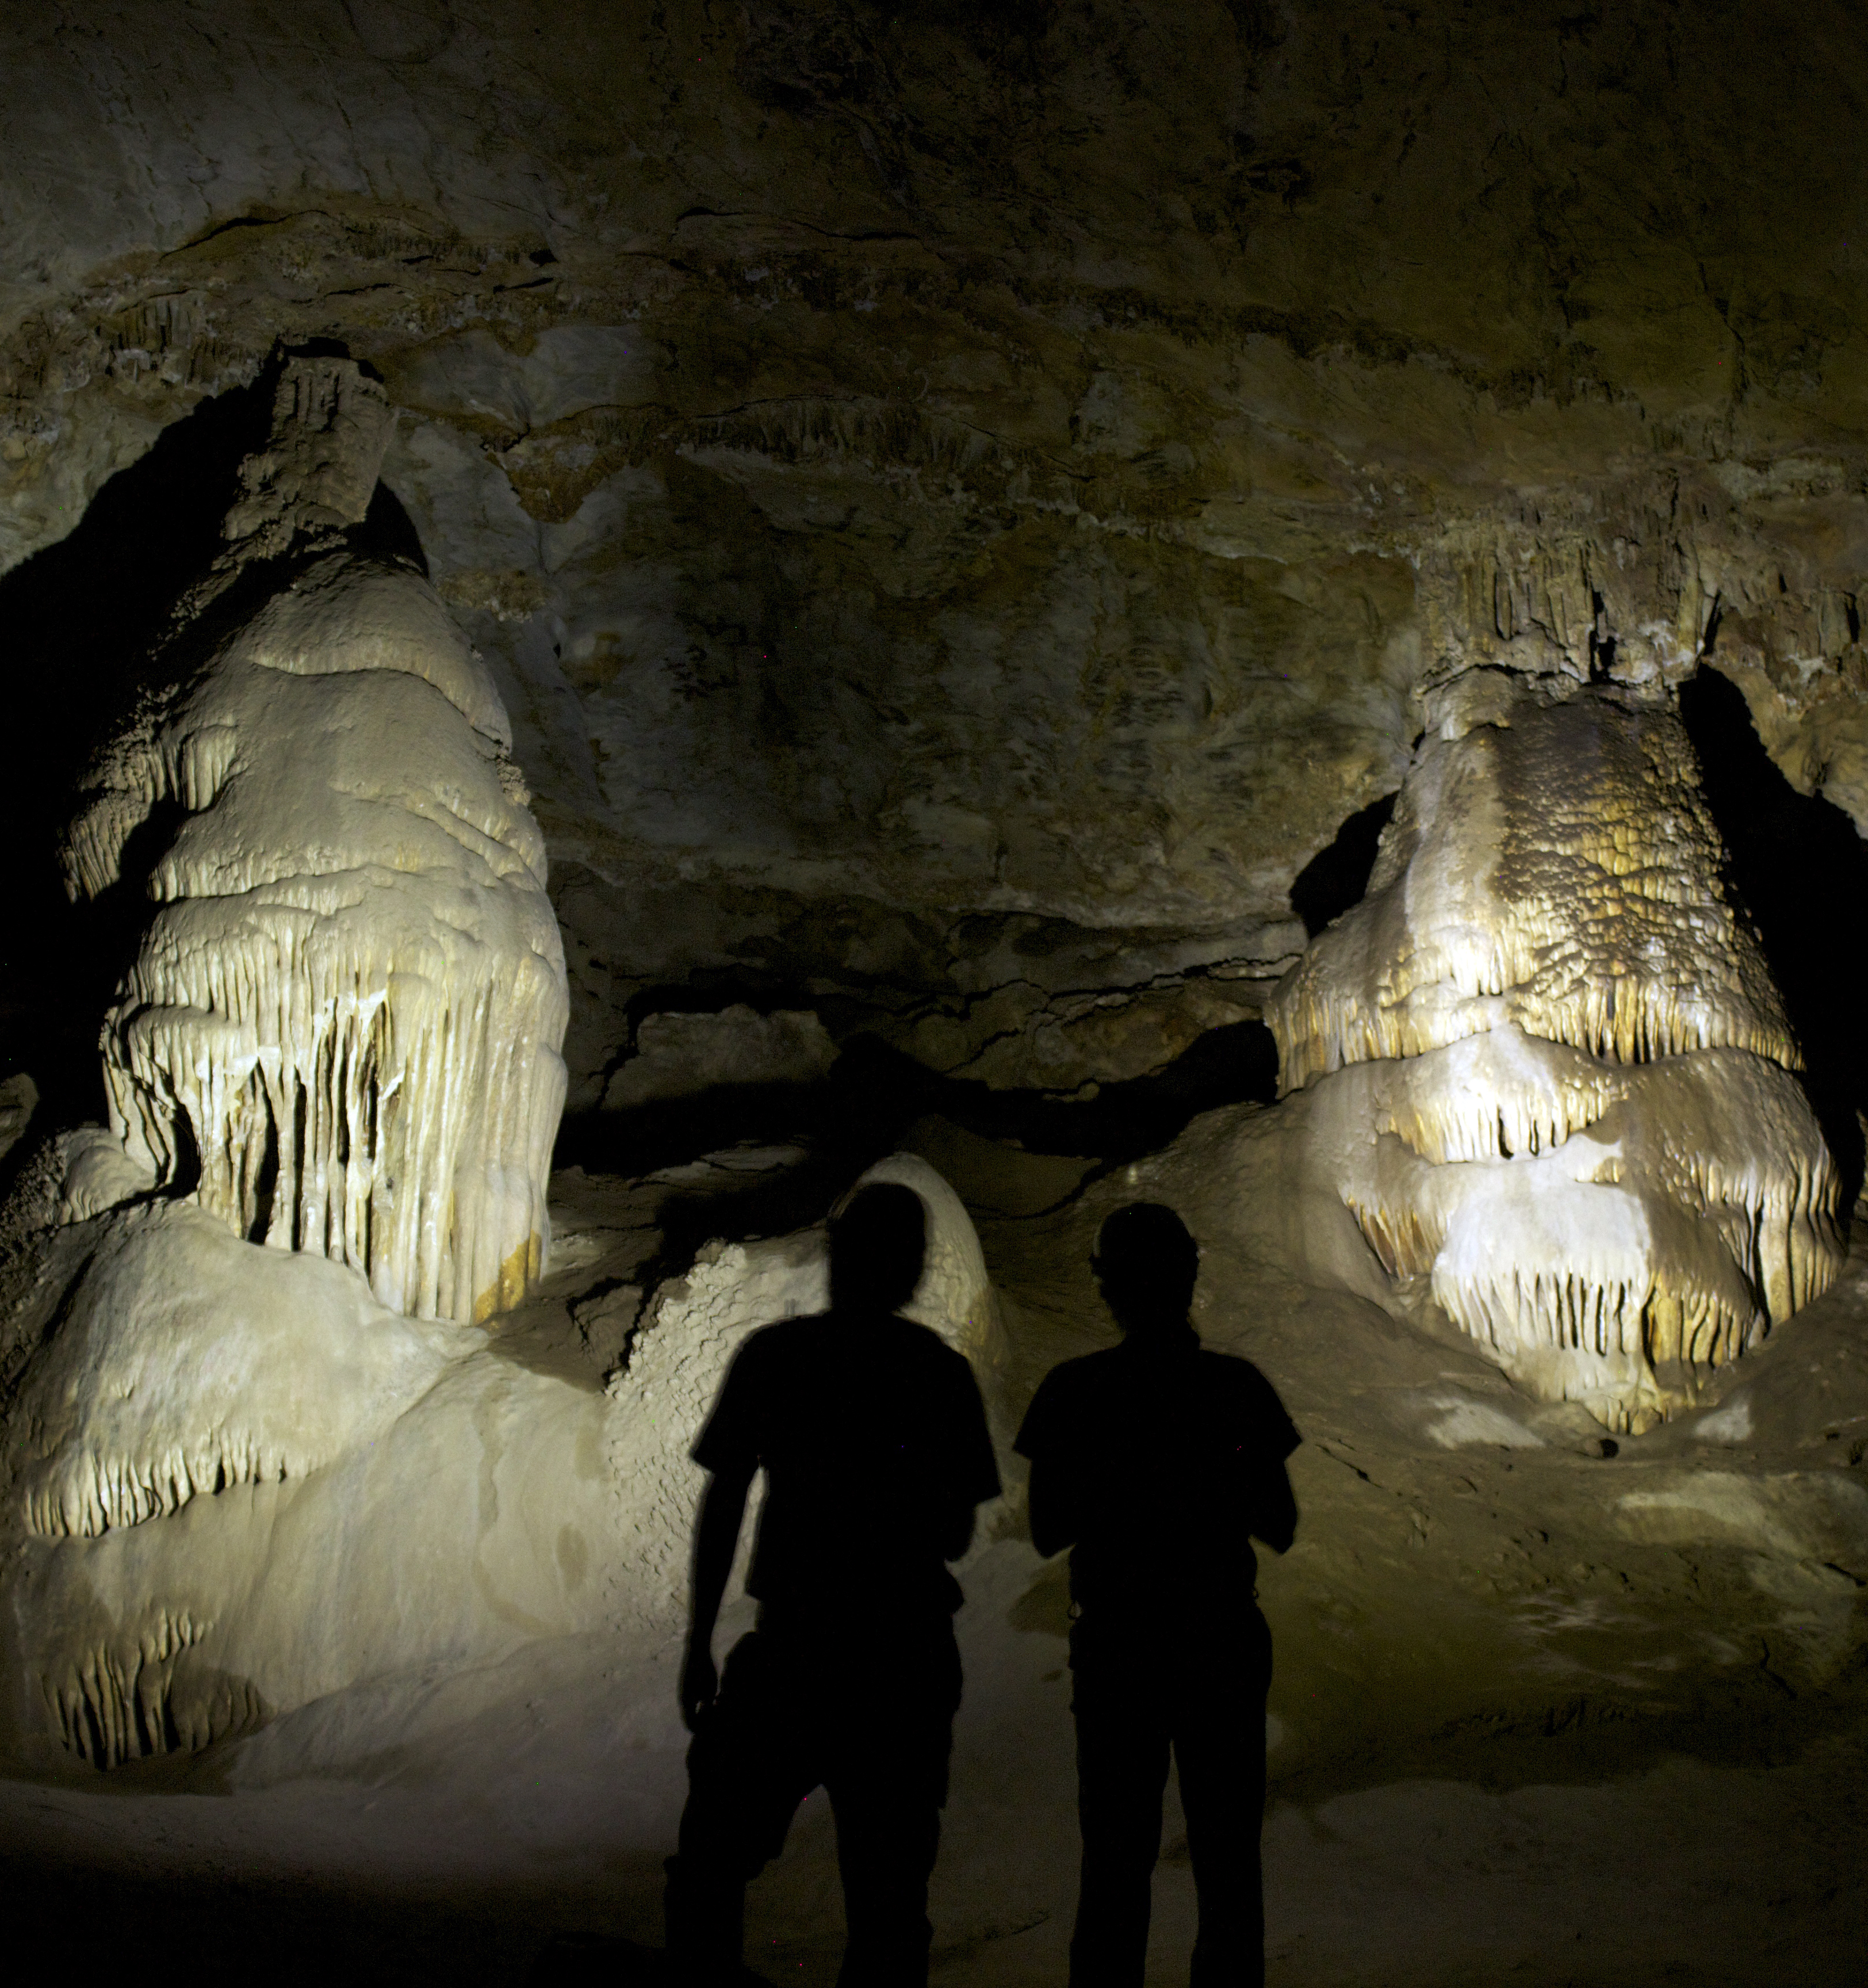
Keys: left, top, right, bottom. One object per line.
{"left": 1268, "top": 670, "right": 1845, "bottom": 1431}
{"left": 60, "top": 357, "right": 568, "bottom": 1325}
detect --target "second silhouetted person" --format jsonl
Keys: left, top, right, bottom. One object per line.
{"left": 1016, "top": 1201, "right": 1300, "bottom": 1988}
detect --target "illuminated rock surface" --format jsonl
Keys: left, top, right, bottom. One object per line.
{"left": 63, "top": 355, "right": 569, "bottom": 1325}
{"left": 1268, "top": 674, "right": 1847, "bottom": 1428}
{"left": 0, "top": 4, "right": 1864, "bottom": 1981}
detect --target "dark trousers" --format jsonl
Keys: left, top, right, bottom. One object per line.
{"left": 665, "top": 1619, "right": 963, "bottom": 1987}
{"left": 1066, "top": 1605, "right": 1273, "bottom": 1988}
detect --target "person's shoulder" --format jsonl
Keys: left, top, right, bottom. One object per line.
{"left": 886, "top": 1313, "right": 978, "bottom": 1377}
{"left": 733, "top": 1311, "right": 833, "bottom": 1366}
{"left": 1196, "top": 1349, "right": 1300, "bottom": 1446}
{"left": 1195, "top": 1347, "right": 1269, "bottom": 1383}
{"left": 1035, "top": 1344, "right": 1121, "bottom": 1385}
{"left": 1027, "top": 1345, "right": 1128, "bottom": 1411}
{"left": 814, "top": 1306, "right": 969, "bottom": 1373}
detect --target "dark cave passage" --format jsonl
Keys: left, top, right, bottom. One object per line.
{"left": 1289, "top": 793, "right": 1398, "bottom": 938}
{"left": 556, "top": 1015, "right": 1281, "bottom": 1183}
{"left": 1680, "top": 666, "right": 1868, "bottom": 1201}
{"left": 0, "top": 383, "right": 267, "bottom": 1123}
{"left": 0, "top": 358, "right": 427, "bottom": 1137}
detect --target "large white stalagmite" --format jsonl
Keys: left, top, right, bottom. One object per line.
{"left": 62, "top": 357, "right": 568, "bottom": 1324}
{"left": 1268, "top": 669, "right": 1846, "bottom": 1431}
{"left": 0, "top": 364, "right": 1013, "bottom": 1775}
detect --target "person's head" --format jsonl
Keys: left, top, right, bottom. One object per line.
{"left": 829, "top": 1182, "right": 927, "bottom": 1313}
{"left": 1092, "top": 1201, "right": 1199, "bottom": 1339}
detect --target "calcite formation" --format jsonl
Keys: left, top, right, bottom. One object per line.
{"left": 62, "top": 357, "right": 568, "bottom": 1324}
{"left": 1269, "top": 670, "right": 1846, "bottom": 1431}
{"left": 602, "top": 1152, "right": 1004, "bottom": 1629}
{"left": 641, "top": 1152, "right": 1004, "bottom": 1373}
{"left": 14, "top": 1198, "right": 465, "bottom": 1543}
{"left": 1, "top": 1145, "right": 996, "bottom": 1767}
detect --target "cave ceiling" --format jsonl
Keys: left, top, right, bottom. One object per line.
{"left": 5, "top": 0, "right": 1868, "bottom": 1108}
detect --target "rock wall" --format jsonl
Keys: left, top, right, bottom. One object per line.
{"left": 6, "top": 3, "right": 1867, "bottom": 1102}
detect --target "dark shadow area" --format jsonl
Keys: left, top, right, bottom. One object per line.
{"left": 362, "top": 478, "right": 430, "bottom": 576}
{"left": 0, "top": 1857, "right": 671, "bottom": 1986}
{"left": 0, "top": 379, "right": 273, "bottom": 1119}
{"left": 1289, "top": 792, "right": 1396, "bottom": 938}
{"left": 615, "top": 974, "right": 826, "bottom": 1042}
{"left": 1680, "top": 666, "right": 1868, "bottom": 1199}
{"left": 556, "top": 1017, "right": 1280, "bottom": 1182}
{"left": 558, "top": 1079, "right": 840, "bottom": 1179}
{"left": 0, "top": 357, "right": 428, "bottom": 1131}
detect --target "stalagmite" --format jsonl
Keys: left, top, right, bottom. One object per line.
{"left": 60, "top": 356, "right": 568, "bottom": 1324}
{"left": 641, "top": 1152, "right": 1003, "bottom": 1371}
{"left": 1269, "top": 670, "right": 1846, "bottom": 1431}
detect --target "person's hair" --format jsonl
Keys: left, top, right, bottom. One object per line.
{"left": 829, "top": 1182, "right": 927, "bottom": 1313}
{"left": 1091, "top": 1201, "right": 1199, "bottom": 1337}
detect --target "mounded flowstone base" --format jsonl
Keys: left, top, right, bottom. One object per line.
{"left": 1, "top": 1117, "right": 1863, "bottom": 1984}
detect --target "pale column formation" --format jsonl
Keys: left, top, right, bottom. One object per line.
{"left": 638, "top": 1152, "right": 1002, "bottom": 1373}
{"left": 1269, "top": 669, "right": 1846, "bottom": 1431}
{"left": 60, "top": 358, "right": 568, "bottom": 1324}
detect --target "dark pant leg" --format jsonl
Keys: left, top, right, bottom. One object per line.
{"left": 823, "top": 1628, "right": 962, "bottom": 1988}
{"left": 1068, "top": 1645, "right": 1174, "bottom": 1988}
{"left": 1174, "top": 1609, "right": 1273, "bottom": 1988}
{"left": 665, "top": 1633, "right": 820, "bottom": 1985}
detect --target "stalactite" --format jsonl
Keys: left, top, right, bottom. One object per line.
{"left": 41, "top": 1608, "right": 269, "bottom": 1768}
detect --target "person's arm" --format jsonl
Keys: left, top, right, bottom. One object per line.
{"left": 939, "top": 1500, "right": 977, "bottom": 1562}
{"left": 1237, "top": 1364, "right": 1300, "bottom": 1555}
{"left": 1026, "top": 1451, "right": 1081, "bottom": 1560}
{"left": 1015, "top": 1368, "right": 1081, "bottom": 1560}
{"left": 1251, "top": 1456, "right": 1297, "bottom": 1555}
{"left": 680, "top": 1457, "right": 756, "bottom": 1730}
{"left": 939, "top": 1355, "right": 1003, "bottom": 1563}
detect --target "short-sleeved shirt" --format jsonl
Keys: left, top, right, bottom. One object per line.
{"left": 1014, "top": 1336, "right": 1300, "bottom": 1620}
{"left": 694, "top": 1308, "right": 1001, "bottom": 1625}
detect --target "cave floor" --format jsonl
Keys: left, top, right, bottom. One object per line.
{"left": 1, "top": 1601, "right": 1863, "bottom": 1987}
{"left": 3, "top": 1128, "right": 1866, "bottom": 1984}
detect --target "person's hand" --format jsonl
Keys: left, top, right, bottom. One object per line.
{"left": 680, "top": 1642, "right": 719, "bottom": 1731}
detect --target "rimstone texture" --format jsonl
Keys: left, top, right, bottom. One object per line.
{"left": 6, "top": 3, "right": 1868, "bottom": 1102}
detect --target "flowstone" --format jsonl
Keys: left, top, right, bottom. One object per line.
{"left": 0, "top": 1144, "right": 998, "bottom": 1768}
{"left": 1268, "top": 669, "right": 1846, "bottom": 1431}
{"left": 63, "top": 356, "right": 568, "bottom": 1325}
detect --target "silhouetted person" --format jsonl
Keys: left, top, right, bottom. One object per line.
{"left": 1015, "top": 1202, "right": 1299, "bottom": 1988}
{"left": 664, "top": 1182, "right": 1001, "bottom": 1987}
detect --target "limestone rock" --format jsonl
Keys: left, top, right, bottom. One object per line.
{"left": 601, "top": 1005, "right": 836, "bottom": 1111}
